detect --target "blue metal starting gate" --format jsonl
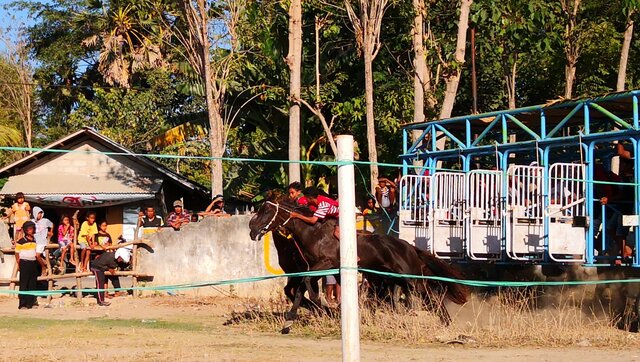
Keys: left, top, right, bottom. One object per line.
{"left": 399, "top": 90, "right": 640, "bottom": 268}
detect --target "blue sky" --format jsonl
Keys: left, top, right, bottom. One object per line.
{"left": 0, "top": 0, "right": 51, "bottom": 51}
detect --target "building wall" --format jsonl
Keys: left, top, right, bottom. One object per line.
{"left": 24, "top": 140, "right": 155, "bottom": 180}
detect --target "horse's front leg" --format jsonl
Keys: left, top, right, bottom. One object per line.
{"left": 282, "top": 277, "right": 308, "bottom": 334}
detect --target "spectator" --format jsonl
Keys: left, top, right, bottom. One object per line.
{"left": 90, "top": 247, "right": 130, "bottom": 306}
{"left": 199, "top": 194, "right": 227, "bottom": 217}
{"left": 362, "top": 197, "right": 379, "bottom": 216}
{"left": 95, "top": 220, "right": 114, "bottom": 249}
{"left": 15, "top": 221, "right": 42, "bottom": 309}
{"left": 167, "top": 200, "right": 191, "bottom": 230}
{"left": 10, "top": 192, "right": 31, "bottom": 244}
{"left": 375, "top": 177, "right": 397, "bottom": 210}
{"left": 138, "top": 206, "right": 164, "bottom": 235}
{"left": 57, "top": 215, "right": 76, "bottom": 270}
{"left": 78, "top": 211, "right": 98, "bottom": 272}
{"left": 32, "top": 207, "right": 54, "bottom": 276}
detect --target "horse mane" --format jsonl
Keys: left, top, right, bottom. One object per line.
{"left": 265, "top": 189, "right": 315, "bottom": 217}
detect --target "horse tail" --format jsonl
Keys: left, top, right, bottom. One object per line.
{"left": 414, "top": 248, "right": 469, "bottom": 305}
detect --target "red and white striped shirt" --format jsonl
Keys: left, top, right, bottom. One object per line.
{"left": 313, "top": 195, "right": 339, "bottom": 219}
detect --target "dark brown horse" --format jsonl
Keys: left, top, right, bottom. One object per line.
{"left": 249, "top": 198, "right": 468, "bottom": 332}
{"left": 269, "top": 230, "right": 323, "bottom": 312}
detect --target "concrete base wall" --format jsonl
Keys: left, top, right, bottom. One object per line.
{"left": 138, "top": 215, "right": 284, "bottom": 298}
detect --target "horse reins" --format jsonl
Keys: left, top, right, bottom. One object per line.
{"left": 265, "top": 201, "right": 310, "bottom": 271}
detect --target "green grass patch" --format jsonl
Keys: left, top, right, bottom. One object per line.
{"left": 0, "top": 317, "right": 206, "bottom": 332}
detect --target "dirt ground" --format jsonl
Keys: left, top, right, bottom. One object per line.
{"left": 0, "top": 294, "right": 639, "bottom": 362}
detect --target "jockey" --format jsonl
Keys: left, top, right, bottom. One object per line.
{"left": 290, "top": 187, "right": 339, "bottom": 225}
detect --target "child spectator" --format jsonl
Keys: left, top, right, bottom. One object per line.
{"left": 15, "top": 221, "right": 43, "bottom": 309}
{"left": 138, "top": 206, "right": 164, "bottom": 235}
{"left": 32, "top": 206, "right": 54, "bottom": 276}
{"left": 78, "top": 211, "right": 98, "bottom": 272}
{"left": 362, "top": 197, "right": 379, "bottom": 216}
{"left": 167, "top": 200, "right": 191, "bottom": 230}
{"left": 95, "top": 220, "right": 114, "bottom": 249}
{"left": 10, "top": 192, "right": 31, "bottom": 244}
{"left": 375, "top": 177, "right": 397, "bottom": 211}
{"left": 57, "top": 215, "right": 76, "bottom": 270}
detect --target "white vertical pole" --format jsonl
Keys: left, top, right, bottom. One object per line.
{"left": 337, "top": 135, "right": 360, "bottom": 362}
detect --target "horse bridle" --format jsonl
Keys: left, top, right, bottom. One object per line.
{"left": 260, "top": 201, "right": 293, "bottom": 234}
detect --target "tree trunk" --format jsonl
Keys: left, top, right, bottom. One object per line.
{"left": 506, "top": 58, "right": 517, "bottom": 109}
{"left": 562, "top": 0, "right": 581, "bottom": 100}
{"left": 617, "top": 14, "right": 634, "bottom": 92}
{"left": 439, "top": 0, "right": 472, "bottom": 120}
{"left": 564, "top": 62, "right": 576, "bottom": 99}
{"left": 364, "top": 38, "right": 379, "bottom": 192}
{"left": 412, "top": 0, "right": 426, "bottom": 125}
{"left": 198, "top": 0, "right": 224, "bottom": 196}
{"left": 287, "top": 0, "right": 303, "bottom": 183}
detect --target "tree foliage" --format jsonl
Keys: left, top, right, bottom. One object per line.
{"left": 4, "top": 0, "right": 640, "bottom": 200}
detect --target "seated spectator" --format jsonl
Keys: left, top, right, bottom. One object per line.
{"left": 167, "top": 200, "right": 191, "bottom": 230}
{"left": 138, "top": 206, "right": 164, "bottom": 234}
{"left": 199, "top": 195, "right": 227, "bottom": 217}
{"left": 10, "top": 192, "right": 31, "bottom": 244}
{"left": 95, "top": 220, "right": 114, "bottom": 249}
{"left": 32, "top": 207, "right": 54, "bottom": 277}
{"left": 78, "top": 211, "right": 98, "bottom": 272}
{"left": 57, "top": 215, "right": 76, "bottom": 271}
{"left": 362, "top": 197, "right": 379, "bottom": 216}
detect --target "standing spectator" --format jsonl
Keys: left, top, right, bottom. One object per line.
{"left": 32, "top": 207, "right": 54, "bottom": 276}
{"left": 90, "top": 248, "right": 130, "bottom": 306}
{"left": 78, "top": 211, "right": 98, "bottom": 272}
{"left": 57, "top": 215, "right": 76, "bottom": 270}
{"left": 167, "top": 200, "right": 191, "bottom": 230}
{"left": 10, "top": 192, "right": 31, "bottom": 244}
{"left": 15, "top": 221, "right": 42, "bottom": 309}
{"left": 375, "top": 177, "right": 397, "bottom": 211}
{"left": 138, "top": 206, "right": 164, "bottom": 235}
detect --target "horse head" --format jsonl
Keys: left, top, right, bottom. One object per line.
{"left": 249, "top": 200, "right": 293, "bottom": 241}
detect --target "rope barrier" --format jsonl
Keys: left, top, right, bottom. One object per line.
{"left": 4, "top": 267, "right": 640, "bottom": 297}
{"left": 0, "top": 145, "right": 637, "bottom": 187}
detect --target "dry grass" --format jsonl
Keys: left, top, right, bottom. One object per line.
{"left": 225, "top": 285, "right": 640, "bottom": 348}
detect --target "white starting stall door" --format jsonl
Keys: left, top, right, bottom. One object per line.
{"left": 466, "top": 170, "right": 503, "bottom": 260}
{"left": 547, "top": 163, "right": 586, "bottom": 262}
{"left": 506, "top": 165, "right": 545, "bottom": 260}
{"left": 398, "top": 175, "right": 431, "bottom": 250}
{"left": 432, "top": 172, "right": 465, "bottom": 258}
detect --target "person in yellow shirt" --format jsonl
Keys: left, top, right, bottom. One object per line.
{"left": 10, "top": 192, "right": 31, "bottom": 244}
{"left": 78, "top": 211, "right": 98, "bottom": 272}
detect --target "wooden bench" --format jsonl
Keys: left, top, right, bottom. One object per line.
{"left": 1, "top": 240, "right": 153, "bottom": 303}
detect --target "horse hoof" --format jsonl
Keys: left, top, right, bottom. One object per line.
{"left": 281, "top": 320, "right": 293, "bottom": 334}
